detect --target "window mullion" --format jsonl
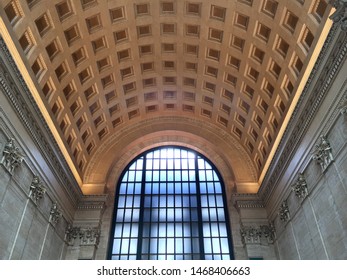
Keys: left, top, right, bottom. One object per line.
{"left": 194, "top": 155, "right": 205, "bottom": 259}
{"left": 136, "top": 156, "right": 147, "bottom": 259}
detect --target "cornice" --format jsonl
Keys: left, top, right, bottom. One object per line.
{"left": 259, "top": 25, "right": 347, "bottom": 203}
{"left": 0, "top": 36, "right": 82, "bottom": 205}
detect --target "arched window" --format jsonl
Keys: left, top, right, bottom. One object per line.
{"left": 108, "top": 146, "right": 234, "bottom": 260}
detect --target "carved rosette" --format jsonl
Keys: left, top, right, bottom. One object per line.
{"left": 49, "top": 202, "right": 62, "bottom": 225}
{"left": 312, "top": 135, "right": 334, "bottom": 171}
{"left": 29, "top": 175, "right": 46, "bottom": 203}
{"left": 0, "top": 138, "right": 24, "bottom": 173}
{"left": 291, "top": 173, "right": 308, "bottom": 199}
{"left": 329, "top": 0, "right": 347, "bottom": 31}
{"left": 278, "top": 200, "right": 290, "bottom": 222}
{"left": 240, "top": 223, "right": 275, "bottom": 245}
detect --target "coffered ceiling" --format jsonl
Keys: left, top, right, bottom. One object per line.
{"left": 0, "top": 0, "right": 333, "bottom": 193}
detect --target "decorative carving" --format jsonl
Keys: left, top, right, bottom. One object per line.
{"left": 0, "top": 138, "right": 24, "bottom": 173}
{"left": 312, "top": 135, "right": 334, "bottom": 171}
{"left": 29, "top": 175, "right": 46, "bottom": 203}
{"left": 79, "top": 227, "right": 101, "bottom": 246}
{"left": 49, "top": 202, "right": 62, "bottom": 225}
{"left": 278, "top": 200, "right": 290, "bottom": 222}
{"left": 291, "top": 173, "right": 308, "bottom": 199}
{"left": 240, "top": 223, "right": 275, "bottom": 245}
{"left": 340, "top": 94, "right": 347, "bottom": 114}
{"left": 65, "top": 224, "right": 80, "bottom": 245}
{"left": 329, "top": 0, "right": 347, "bottom": 31}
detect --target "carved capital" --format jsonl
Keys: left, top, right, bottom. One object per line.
{"left": 278, "top": 200, "right": 290, "bottom": 222}
{"left": 1, "top": 138, "right": 24, "bottom": 173}
{"left": 50, "top": 202, "right": 62, "bottom": 225}
{"left": 240, "top": 223, "right": 275, "bottom": 245}
{"left": 312, "top": 135, "right": 334, "bottom": 171}
{"left": 291, "top": 173, "right": 308, "bottom": 199}
{"left": 65, "top": 224, "right": 80, "bottom": 245}
{"left": 329, "top": 0, "right": 347, "bottom": 31}
{"left": 29, "top": 175, "right": 46, "bottom": 203}
{"left": 79, "top": 227, "right": 101, "bottom": 246}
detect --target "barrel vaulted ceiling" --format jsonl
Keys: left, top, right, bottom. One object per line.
{"left": 0, "top": 0, "right": 333, "bottom": 194}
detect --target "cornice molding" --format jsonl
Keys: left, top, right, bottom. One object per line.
{"left": 0, "top": 36, "right": 81, "bottom": 205}
{"left": 259, "top": 25, "right": 347, "bottom": 204}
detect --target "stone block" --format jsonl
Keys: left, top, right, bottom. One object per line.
{"left": 276, "top": 224, "right": 299, "bottom": 259}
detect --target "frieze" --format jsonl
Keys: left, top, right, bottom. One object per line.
{"left": 29, "top": 175, "right": 46, "bottom": 203}
{"left": 291, "top": 173, "right": 308, "bottom": 199}
{"left": 0, "top": 138, "right": 24, "bottom": 173}
{"left": 65, "top": 224, "right": 80, "bottom": 245}
{"left": 312, "top": 135, "right": 334, "bottom": 171}
{"left": 260, "top": 25, "right": 346, "bottom": 204}
{"left": 0, "top": 37, "right": 80, "bottom": 205}
{"left": 79, "top": 227, "right": 101, "bottom": 246}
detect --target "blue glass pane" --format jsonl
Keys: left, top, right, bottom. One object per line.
{"left": 124, "top": 209, "right": 133, "bottom": 222}
{"left": 201, "top": 195, "right": 208, "bottom": 207}
{"left": 175, "top": 208, "right": 182, "bottom": 220}
{"left": 161, "top": 149, "right": 167, "bottom": 158}
{"left": 134, "top": 183, "right": 142, "bottom": 194}
{"left": 220, "top": 238, "right": 229, "bottom": 253}
{"left": 133, "top": 195, "right": 141, "bottom": 207}
{"left": 159, "top": 195, "right": 167, "bottom": 207}
{"left": 143, "top": 209, "right": 151, "bottom": 222}
{"left": 190, "top": 196, "right": 197, "bottom": 207}
{"left": 204, "top": 238, "right": 212, "bottom": 253}
{"left": 119, "top": 183, "right": 127, "bottom": 194}
{"left": 160, "top": 170, "right": 166, "bottom": 181}
{"left": 118, "top": 196, "right": 125, "bottom": 207}
{"left": 182, "top": 183, "right": 189, "bottom": 194}
{"left": 181, "top": 150, "right": 187, "bottom": 158}
{"left": 174, "top": 149, "right": 180, "bottom": 158}
{"left": 145, "top": 183, "right": 151, "bottom": 193}
{"left": 152, "top": 183, "right": 159, "bottom": 194}
{"left": 167, "top": 223, "right": 175, "bottom": 237}
{"left": 153, "top": 159, "right": 160, "bottom": 169}
{"left": 175, "top": 170, "right": 181, "bottom": 180}
{"left": 182, "top": 195, "right": 190, "bottom": 206}
{"left": 175, "top": 223, "right": 183, "bottom": 237}
{"left": 184, "top": 238, "right": 191, "bottom": 253}
{"left": 209, "top": 208, "right": 217, "bottom": 221}
{"left": 203, "top": 224, "right": 211, "bottom": 237}
{"left": 160, "top": 159, "right": 166, "bottom": 169}
{"left": 135, "top": 171, "right": 143, "bottom": 181}
{"left": 136, "top": 159, "right": 143, "bottom": 169}
{"left": 167, "top": 208, "right": 174, "bottom": 221}
{"left": 129, "top": 239, "right": 138, "bottom": 254}
{"left": 217, "top": 209, "right": 225, "bottom": 221}
{"left": 151, "top": 209, "right": 158, "bottom": 220}
{"left": 189, "top": 171, "right": 196, "bottom": 180}
{"left": 191, "top": 222, "right": 199, "bottom": 237}
{"left": 167, "top": 238, "right": 175, "bottom": 253}
{"left": 123, "top": 223, "right": 131, "bottom": 237}
{"left": 205, "top": 161, "right": 212, "bottom": 170}
{"left": 212, "top": 238, "right": 221, "bottom": 253}
{"left": 153, "top": 150, "right": 160, "bottom": 158}
{"left": 167, "top": 159, "right": 174, "bottom": 169}
{"left": 147, "top": 152, "right": 153, "bottom": 159}
{"left": 214, "top": 182, "right": 222, "bottom": 193}
{"left": 167, "top": 170, "right": 174, "bottom": 181}
{"left": 200, "top": 183, "right": 207, "bottom": 193}
{"left": 198, "top": 158, "right": 205, "bottom": 169}
{"left": 144, "top": 196, "right": 151, "bottom": 207}
{"left": 167, "top": 183, "right": 174, "bottom": 194}
{"left": 150, "top": 238, "right": 158, "bottom": 253}
{"left": 126, "top": 195, "right": 133, "bottom": 207}
{"left": 201, "top": 208, "right": 209, "bottom": 221}
{"left": 131, "top": 224, "right": 139, "bottom": 237}
{"left": 188, "top": 158, "right": 195, "bottom": 169}
{"left": 199, "top": 170, "right": 206, "bottom": 181}
{"left": 207, "top": 183, "right": 215, "bottom": 193}
{"left": 183, "top": 223, "right": 191, "bottom": 236}
{"left": 219, "top": 224, "right": 227, "bottom": 237}
{"left": 128, "top": 171, "right": 136, "bottom": 181}
{"left": 175, "top": 238, "right": 183, "bottom": 253}
{"left": 151, "top": 224, "right": 158, "bottom": 237}
{"left": 181, "top": 159, "right": 188, "bottom": 169}
{"left": 112, "top": 239, "right": 121, "bottom": 253}
{"left": 191, "top": 208, "right": 198, "bottom": 221}
{"left": 127, "top": 183, "right": 134, "bottom": 194}
{"left": 215, "top": 195, "right": 223, "bottom": 207}
{"left": 114, "top": 224, "right": 122, "bottom": 237}
{"left": 158, "top": 239, "right": 166, "bottom": 253}
{"left": 121, "top": 239, "right": 129, "bottom": 253}
{"left": 153, "top": 170, "right": 159, "bottom": 181}
{"left": 175, "top": 196, "right": 182, "bottom": 207}
{"left": 192, "top": 238, "right": 200, "bottom": 254}
{"left": 146, "top": 159, "right": 153, "bottom": 169}
{"left": 151, "top": 196, "right": 159, "bottom": 207}
{"left": 159, "top": 183, "right": 166, "bottom": 194}
{"left": 182, "top": 170, "right": 188, "bottom": 181}
{"left": 116, "top": 209, "right": 124, "bottom": 222}
{"left": 167, "top": 148, "right": 174, "bottom": 158}
{"left": 143, "top": 224, "right": 150, "bottom": 237}
{"left": 208, "top": 195, "right": 216, "bottom": 207}
{"left": 211, "top": 223, "right": 219, "bottom": 237}
{"left": 159, "top": 224, "right": 166, "bottom": 237}
{"left": 132, "top": 209, "right": 140, "bottom": 222}
{"left": 167, "top": 195, "right": 174, "bottom": 207}
{"left": 175, "top": 159, "right": 181, "bottom": 169}
{"left": 206, "top": 170, "right": 213, "bottom": 181}
{"left": 174, "top": 183, "right": 181, "bottom": 194}
{"left": 159, "top": 209, "right": 166, "bottom": 220}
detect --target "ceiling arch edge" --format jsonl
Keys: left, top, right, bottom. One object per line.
{"left": 82, "top": 116, "right": 259, "bottom": 195}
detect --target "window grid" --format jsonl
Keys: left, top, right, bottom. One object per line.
{"left": 109, "top": 147, "right": 233, "bottom": 260}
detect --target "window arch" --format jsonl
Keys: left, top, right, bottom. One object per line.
{"left": 108, "top": 146, "right": 234, "bottom": 260}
